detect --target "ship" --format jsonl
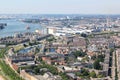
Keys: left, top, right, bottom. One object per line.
{"left": 25, "top": 25, "right": 30, "bottom": 31}
{"left": 0, "top": 23, "right": 7, "bottom": 29}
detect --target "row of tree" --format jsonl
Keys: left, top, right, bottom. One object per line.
{"left": 0, "top": 47, "right": 9, "bottom": 58}
{"left": 75, "top": 68, "right": 104, "bottom": 79}
{"left": 0, "top": 61, "right": 24, "bottom": 80}
{"left": 20, "top": 63, "right": 58, "bottom": 75}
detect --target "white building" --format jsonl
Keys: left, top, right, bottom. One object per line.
{"left": 47, "top": 28, "right": 56, "bottom": 35}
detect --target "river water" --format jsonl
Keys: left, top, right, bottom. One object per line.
{"left": 0, "top": 19, "right": 43, "bottom": 37}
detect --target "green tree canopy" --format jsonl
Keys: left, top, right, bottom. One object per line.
{"left": 90, "top": 71, "right": 96, "bottom": 78}
{"left": 93, "top": 59, "right": 102, "bottom": 70}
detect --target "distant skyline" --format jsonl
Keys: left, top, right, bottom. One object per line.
{"left": 0, "top": 0, "right": 120, "bottom": 14}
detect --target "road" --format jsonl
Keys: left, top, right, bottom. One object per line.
{"left": 112, "top": 51, "right": 115, "bottom": 80}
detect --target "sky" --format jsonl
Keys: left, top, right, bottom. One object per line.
{"left": 0, "top": 0, "right": 120, "bottom": 14}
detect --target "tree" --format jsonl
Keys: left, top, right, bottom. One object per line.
{"left": 81, "top": 68, "right": 89, "bottom": 76}
{"left": 0, "top": 61, "right": 24, "bottom": 80}
{"left": 73, "top": 51, "right": 86, "bottom": 58}
{"left": 29, "top": 42, "right": 32, "bottom": 46}
{"left": 59, "top": 72, "right": 68, "bottom": 80}
{"left": 91, "top": 55, "right": 96, "bottom": 60}
{"left": 97, "top": 54, "right": 105, "bottom": 62}
{"left": 97, "top": 74, "right": 104, "bottom": 78}
{"left": 81, "top": 33, "right": 87, "bottom": 38}
{"left": 34, "top": 67, "right": 40, "bottom": 75}
{"left": 35, "top": 47, "right": 40, "bottom": 54}
{"left": 93, "top": 59, "right": 102, "bottom": 70}
{"left": 23, "top": 44, "right": 27, "bottom": 47}
{"left": 46, "top": 36, "right": 55, "bottom": 42}
{"left": 90, "top": 71, "right": 96, "bottom": 78}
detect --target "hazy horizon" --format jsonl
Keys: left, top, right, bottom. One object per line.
{"left": 0, "top": 0, "right": 120, "bottom": 14}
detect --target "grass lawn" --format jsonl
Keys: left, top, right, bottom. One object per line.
{"left": 13, "top": 44, "right": 24, "bottom": 52}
